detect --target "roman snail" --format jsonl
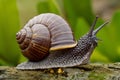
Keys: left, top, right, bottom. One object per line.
{"left": 16, "top": 13, "right": 108, "bottom": 69}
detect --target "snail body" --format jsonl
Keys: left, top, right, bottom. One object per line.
{"left": 16, "top": 13, "right": 108, "bottom": 69}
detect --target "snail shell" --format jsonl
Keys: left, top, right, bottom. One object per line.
{"left": 16, "top": 13, "right": 77, "bottom": 61}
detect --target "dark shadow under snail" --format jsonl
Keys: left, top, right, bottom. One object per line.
{"left": 16, "top": 13, "right": 108, "bottom": 69}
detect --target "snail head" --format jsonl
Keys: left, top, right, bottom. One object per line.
{"left": 88, "top": 16, "right": 109, "bottom": 42}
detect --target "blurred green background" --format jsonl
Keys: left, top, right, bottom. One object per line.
{"left": 0, "top": 0, "right": 120, "bottom": 66}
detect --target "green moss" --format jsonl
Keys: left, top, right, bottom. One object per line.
{"left": 89, "top": 72, "right": 107, "bottom": 80}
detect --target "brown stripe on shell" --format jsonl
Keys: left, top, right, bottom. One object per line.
{"left": 22, "top": 39, "right": 50, "bottom": 62}
{"left": 20, "top": 24, "right": 51, "bottom": 61}
{"left": 19, "top": 27, "right": 32, "bottom": 50}
{"left": 32, "top": 38, "right": 50, "bottom": 51}
{"left": 16, "top": 29, "right": 26, "bottom": 44}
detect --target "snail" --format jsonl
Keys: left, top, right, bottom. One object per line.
{"left": 16, "top": 13, "right": 108, "bottom": 69}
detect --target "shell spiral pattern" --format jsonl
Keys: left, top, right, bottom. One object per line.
{"left": 16, "top": 13, "right": 76, "bottom": 61}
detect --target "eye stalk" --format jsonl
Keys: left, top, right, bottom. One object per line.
{"left": 92, "top": 21, "right": 109, "bottom": 43}
{"left": 88, "top": 16, "right": 99, "bottom": 37}
{"left": 93, "top": 21, "right": 109, "bottom": 35}
{"left": 88, "top": 16, "right": 109, "bottom": 37}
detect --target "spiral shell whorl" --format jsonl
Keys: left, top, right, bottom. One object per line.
{"left": 16, "top": 24, "right": 51, "bottom": 61}
{"left": 16, "top": 13, "right": 76, "bottom": 62}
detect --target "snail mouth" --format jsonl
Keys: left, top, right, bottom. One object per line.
{"left": 92, "top": 36, "right": 101, "bottom": 43}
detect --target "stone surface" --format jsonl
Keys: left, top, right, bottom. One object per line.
{"left": 0, "top": 63, "right": 120, "bottom": 80}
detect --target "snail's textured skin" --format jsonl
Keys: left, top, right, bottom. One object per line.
{"left": 16, "top": 13, "right": 107, "bottom": 69}
{"left": 17, "top": 34, "right": 97, "bottom": 69}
